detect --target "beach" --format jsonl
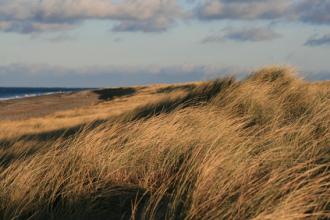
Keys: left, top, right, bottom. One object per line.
{"left": 0, "top": 91, "right": 98, "bottom": 120}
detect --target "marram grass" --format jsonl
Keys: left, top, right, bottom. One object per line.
{"left": 0, "top": 67, "right": 329, "bottom": 219}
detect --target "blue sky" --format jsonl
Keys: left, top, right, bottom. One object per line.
{"left": 0, "top": 0, "right": 330, "bottom": 87}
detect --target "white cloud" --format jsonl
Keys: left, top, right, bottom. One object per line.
{"left": 196, "top": 0, "right": 330, "bottom": 25}
{"left": 196, "top": 0, "right": 291, "bottom": 20}
{"left": 1, "top": 0, "right": 330, "bottom": 34}
{"left": 0, "top": 0, "right": 183, "bottom": 33}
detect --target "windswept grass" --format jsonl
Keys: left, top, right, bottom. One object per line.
{"left": 0, "top": 66, "right": 329, "bottom": 219}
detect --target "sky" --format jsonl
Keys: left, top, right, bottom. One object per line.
{"left": 0, "top": 0, "right": 330, "bottom": 87}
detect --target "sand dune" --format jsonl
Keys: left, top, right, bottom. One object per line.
{"left": 0, "top": 67, "right": 329, "bottom": 220}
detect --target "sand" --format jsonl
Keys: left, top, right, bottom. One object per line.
{"left": 0, "top": 91, "right": 100, "bottom": 120}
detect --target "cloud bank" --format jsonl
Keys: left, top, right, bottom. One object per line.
{"left": 196, "top": 0, "right": 291, "bottom": 21}
{"left": 0, "top": 0, "right": 182, "bottom": 33}
{"left": 196, "top": 0, "right": 330, "bottom": 25}
{"left": 0, "top": 64, "right": 246, "bottom": 87}
{"left": 0, "top": 64, "right": 328, "bottom": 87}
{"left": 0, "top": 0, "right": 330, "bottom": 34}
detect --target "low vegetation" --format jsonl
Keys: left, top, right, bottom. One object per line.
{"left": 0, "top": 67, "right": 329, "bottom": 219}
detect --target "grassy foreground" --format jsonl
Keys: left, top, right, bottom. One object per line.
{"left": 0, "top": 67, "right": 329, "bottom": 219}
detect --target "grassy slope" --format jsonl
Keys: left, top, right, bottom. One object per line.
{"left": 0, "top": 67, "right": 329, "bottom": 220}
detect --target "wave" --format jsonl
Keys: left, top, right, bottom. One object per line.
{"left": 0, "top": 91, "right": 70, "bottom": 101}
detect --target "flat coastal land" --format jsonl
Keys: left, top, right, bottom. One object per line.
{"left": 0, "top": 91, "right": 97, "bottom": 120}
{"left": 0, "top": 83, "right": 192, "bottom": 140}
{"left": 0, "top": 84, "right": 192, "bottom": 121}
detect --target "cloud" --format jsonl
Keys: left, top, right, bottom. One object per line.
{"left": 0, "top": 21, "right": 75, "bottom": 34}
{"left": 304, "top": 34, "right": 330, "bottom": 47}
{"left": 196, "top": 0, "right": 330, "bottom": 25}
{"left": 1, "top": 0, "right": 330, "bottom": 34}
{"left": 202, "top": 27, "right": 281, "bottom": 43}
{"left": 112, "top": 19, "right": 171, "bottom": 32}
{"left": 196, "top": 0, "right": 292, "bottom": 21}
{"left": 0, "top": 64, "right": 330, "bottom": 88}
{"left": 0, "top": 63, "right": 327, "bottom": 87}
{"left": 0, "top": 0, "right": 183, "bottom": 33}
{"left": 293, "top": 0, "right": 330, "bottom": 25}
{"left": 0, "top": 64, "right": 246, "bottom": 87}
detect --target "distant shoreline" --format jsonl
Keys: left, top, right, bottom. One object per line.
{"left": 0, "top": 91, "right": 72, "bottom": 101}
{"left": 0, "top": 89, "right": 98, "bottom": 121}
{"left": 0, "top": 87, "right": 91, "bottom": 102}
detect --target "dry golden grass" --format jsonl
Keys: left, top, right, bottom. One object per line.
{"left": 0, "top": 66, "right": 329, "bottom": 220}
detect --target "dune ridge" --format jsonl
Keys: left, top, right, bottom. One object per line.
{"left": 0, "top": 67, "right": 329, "bottom": 219}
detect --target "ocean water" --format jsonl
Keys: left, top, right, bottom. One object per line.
{"left": 0, "top": 87, "right": 87, "bottom": 101}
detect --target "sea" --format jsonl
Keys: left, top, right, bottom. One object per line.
{"left": 0, "top": 87, "right": 88, "bottom": 101}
